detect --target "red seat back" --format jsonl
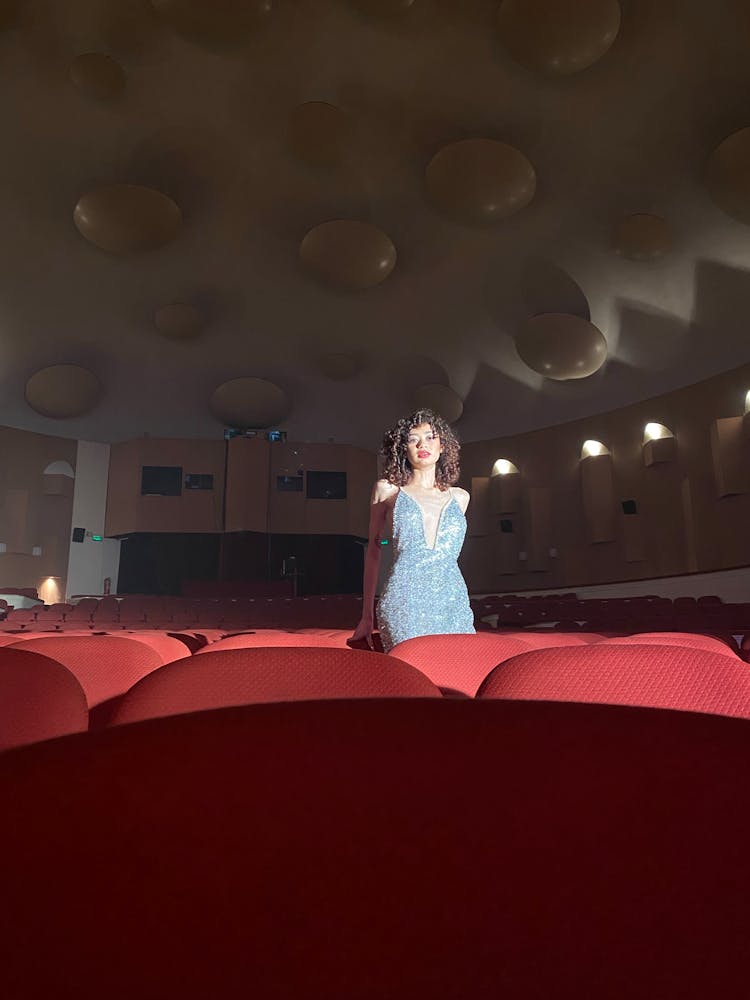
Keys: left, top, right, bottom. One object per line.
{"left": 9, "top": 636, "right": 163, "bottom": 708}
{"left": 0, "top": 647, "right": 88, "bottom": 750}
{"left": 391, "top": 633, "right": 533, "bottom": 696}
{"left": 600, "top": 632, "right": 739, "bottom": 656}
{"left": 195, "top": 629, "right": 353, "bottom": 653}
{"left": 111, "top": 646, "right": 440, "bottom": 725}
{"left": 2, "top": 698, "right": 750, "bottom": 997}
{"left": 478, "top": 644, "right": 750, "bottom": 719}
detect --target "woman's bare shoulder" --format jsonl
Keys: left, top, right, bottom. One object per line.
{"left": 372, "top": 479, "right": 399, "bottom": 502}
{"left": 451, "top": 486, "right": 470, "bottom": 512}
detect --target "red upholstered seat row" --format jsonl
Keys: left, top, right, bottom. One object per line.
{"left": 2, "top": 628, "right": 750, "bottom": 752}
{"left": 1, "top": 595, "right": 366, "bottom": 631}
{"left": 472, "top": 593, "right": 750, "bottom": 633}
{"left": 111, "top": 647, "right": 440, "bottom": 726}
{"left": 2, "top": 698, "right": 750, "bottom": 998}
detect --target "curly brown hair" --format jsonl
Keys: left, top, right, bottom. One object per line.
{"left": 380, "top": 409, "right": 461, "bottom": 489}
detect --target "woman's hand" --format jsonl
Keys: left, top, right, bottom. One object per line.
{"left": 349, "top": 615, "right": 375, "bottom": 650}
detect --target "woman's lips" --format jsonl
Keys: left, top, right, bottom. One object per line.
{"left": 417, "top": 451, "right": 430, "bottom": 458}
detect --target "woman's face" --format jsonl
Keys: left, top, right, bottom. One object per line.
{"left": 405, "top": 422, "right": 442, "bottom": 469}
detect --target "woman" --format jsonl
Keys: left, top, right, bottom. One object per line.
{"left": 351, "top": 408, "right": 475, "bottom": 652}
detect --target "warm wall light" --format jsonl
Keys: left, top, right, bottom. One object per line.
{"left": 38, "top": 577, "right": 61, "bottom": 604}
{"left": 643, "top": 422, "right": 677, "bottom": 465}
{"left": 745, "top": 390, "right": 750, "bottom": 413}
{"left": 490, "top": 459, "right": 521, "bottom": 513}
{"left": 581, "top": 440, "right": 609, "bottom": 459}
{"left": 643, "top": 422, "right": 673, "bottom": 442}
{"left": 492, "top": 458, "right": 520, "bottom": 476}
{"left": 743, "top": 390, "right": 750, "bottom": 439}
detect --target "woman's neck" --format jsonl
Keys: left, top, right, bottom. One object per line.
{"left": 407, "top": 468, "right": 438, "bottom": 490}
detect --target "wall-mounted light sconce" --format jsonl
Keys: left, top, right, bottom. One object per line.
{"left": 743, "top": 389, "right": 750, "bottom": 440}
{"left": 581, "top": 439, "right": 610, "bottom": 459}
{"left": 490, "top": 458, "right": 521, "bottom": 513}
{"left": 642, "top": 422, "right": 676, "bottom": 465}
{"left": 38, "top": 576, "right": 62, "bottom": 604}
{"left": 580, "top": 440, "right": 615, "bottom": 542}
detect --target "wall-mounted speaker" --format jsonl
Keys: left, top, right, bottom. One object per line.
{"left": 72, "top": 527, "right": 86, "bottom": 543}
{"left": 621, "top": 499, "right": 638, "bottom": 515}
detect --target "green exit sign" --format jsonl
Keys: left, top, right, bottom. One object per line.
{"left": 91, "top": 534, "right": 103, "bottom": 542}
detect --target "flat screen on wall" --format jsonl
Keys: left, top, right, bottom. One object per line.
{"left": 306, "top": 471, "right": 347, "bottom": 500}
{"left": 141, "top": 466, "right": 183, "bottom": 496}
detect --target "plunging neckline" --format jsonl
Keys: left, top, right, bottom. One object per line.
{"left": 399, "top": 488, "right": 455, "bottom": 551}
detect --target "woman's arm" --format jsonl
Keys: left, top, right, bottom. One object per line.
{"left": 350, "top": 480, "right": 394, "bottom": 647}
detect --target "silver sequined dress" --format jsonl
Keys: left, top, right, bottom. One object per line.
{"left": 377, "top": 488, "right": 475, "bottom": 652}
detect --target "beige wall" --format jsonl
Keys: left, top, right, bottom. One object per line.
{"left": 268, "top": 441, "right": 373, "bottom": 537}
{"left": 2, "top": 362, "right": 749, "bottom": 596}
{"left": 460, "top": 362, "right": 750, "bottom": 592}
{"left": 106, "top": 438, "right": 226, "bottom": 535}
{"left": 106, "top": 436, "right": 376, "bottom": 538}
{"left": 0, "top": 426, "right": 77, "bottom": 595}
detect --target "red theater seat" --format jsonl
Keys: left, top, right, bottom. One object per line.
{"left": 0, "top": 647, "right": 88, "bottom": 751}
{"left": 110, "top": 646, "right": 440, "bottom": 725}
{"left": 600, "top": 632, "right": 739, "bottom": 657}
{"left": 391, "top": 632, "right": 534, "bottom": 697}
{"left": 196, "top": 629, "right": 353, "bottom": 653}
{"left": 502, "top": 631, "right": 603, "bottom": 647}
{"left": 118, "top": 630, "right": 192, "bottom": 663}
{"left": 8, "top": 635, "right": 164, "bottom": 710}
{"left": 1, "top": 699, "right": 750, "bottom": 998}
{"left": 478, "top": 644, "right": 750, "bottom": 719}
{"left": 2, "top": 608, "right": 36, "bottom": 628}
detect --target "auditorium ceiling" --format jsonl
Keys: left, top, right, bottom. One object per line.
{"left": 1, "top": 0, "right": 749, "bottom": 447}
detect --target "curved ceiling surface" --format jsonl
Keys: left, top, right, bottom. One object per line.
{"left": 1, "top": 0, "right": 749, "bottom": 447}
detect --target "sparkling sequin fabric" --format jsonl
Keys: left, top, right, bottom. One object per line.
{"left": 377, "top": 488, "right": 475, "bottom": 652}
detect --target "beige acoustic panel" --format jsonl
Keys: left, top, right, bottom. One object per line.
{"left": 40, "top": 534, "right": 60, "bottom": 578}
{"left": 2, "top": 489, "right": 30, "bottom": 554}
{"left": 710, "top": 417, "right": 749, "bottom": 497}
{"left": 580, "top": 454, "right": 615, "bottom": 543}
{"left": 43, "top": 474, "right": 74, "bottom": 498}
{"left": 467, "top": 477, "right": 490, "bottom": 536}
{"left": 346, "top": 446, "right": 377, "bottom": 540}
{"left": 526, "top": 486, "right": 552, "bottom": 572}
{"left": 680, "top": 478, "right": 699, "bottom": 573}
{"left": 105, "top": 439, "right": 142, "bottom": 536}
{"left": 493, "top": 523, "right": 520, "bottom": 575}
{"left": 459, "top": 536, "right": 496, "bottom": 592}
{"left": 621, "top": 512, "right": 645, "bottom": 562}
{"left": 303, "top": 498, "right": 348, "bottom": 535}
{"left": 489, "top": 471, "right": 521, "bottom": 514}
{"left": 136, "top": 492, "right": 222, "bottom": 533}
{"left": 269, "top": 490, "right": 304, "bottom": 534}
{"left": 225, "top": 436, "right": 270, "bottom": 533}
{"left": 643, "top": 436, "right": 677, "bottom": 466}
